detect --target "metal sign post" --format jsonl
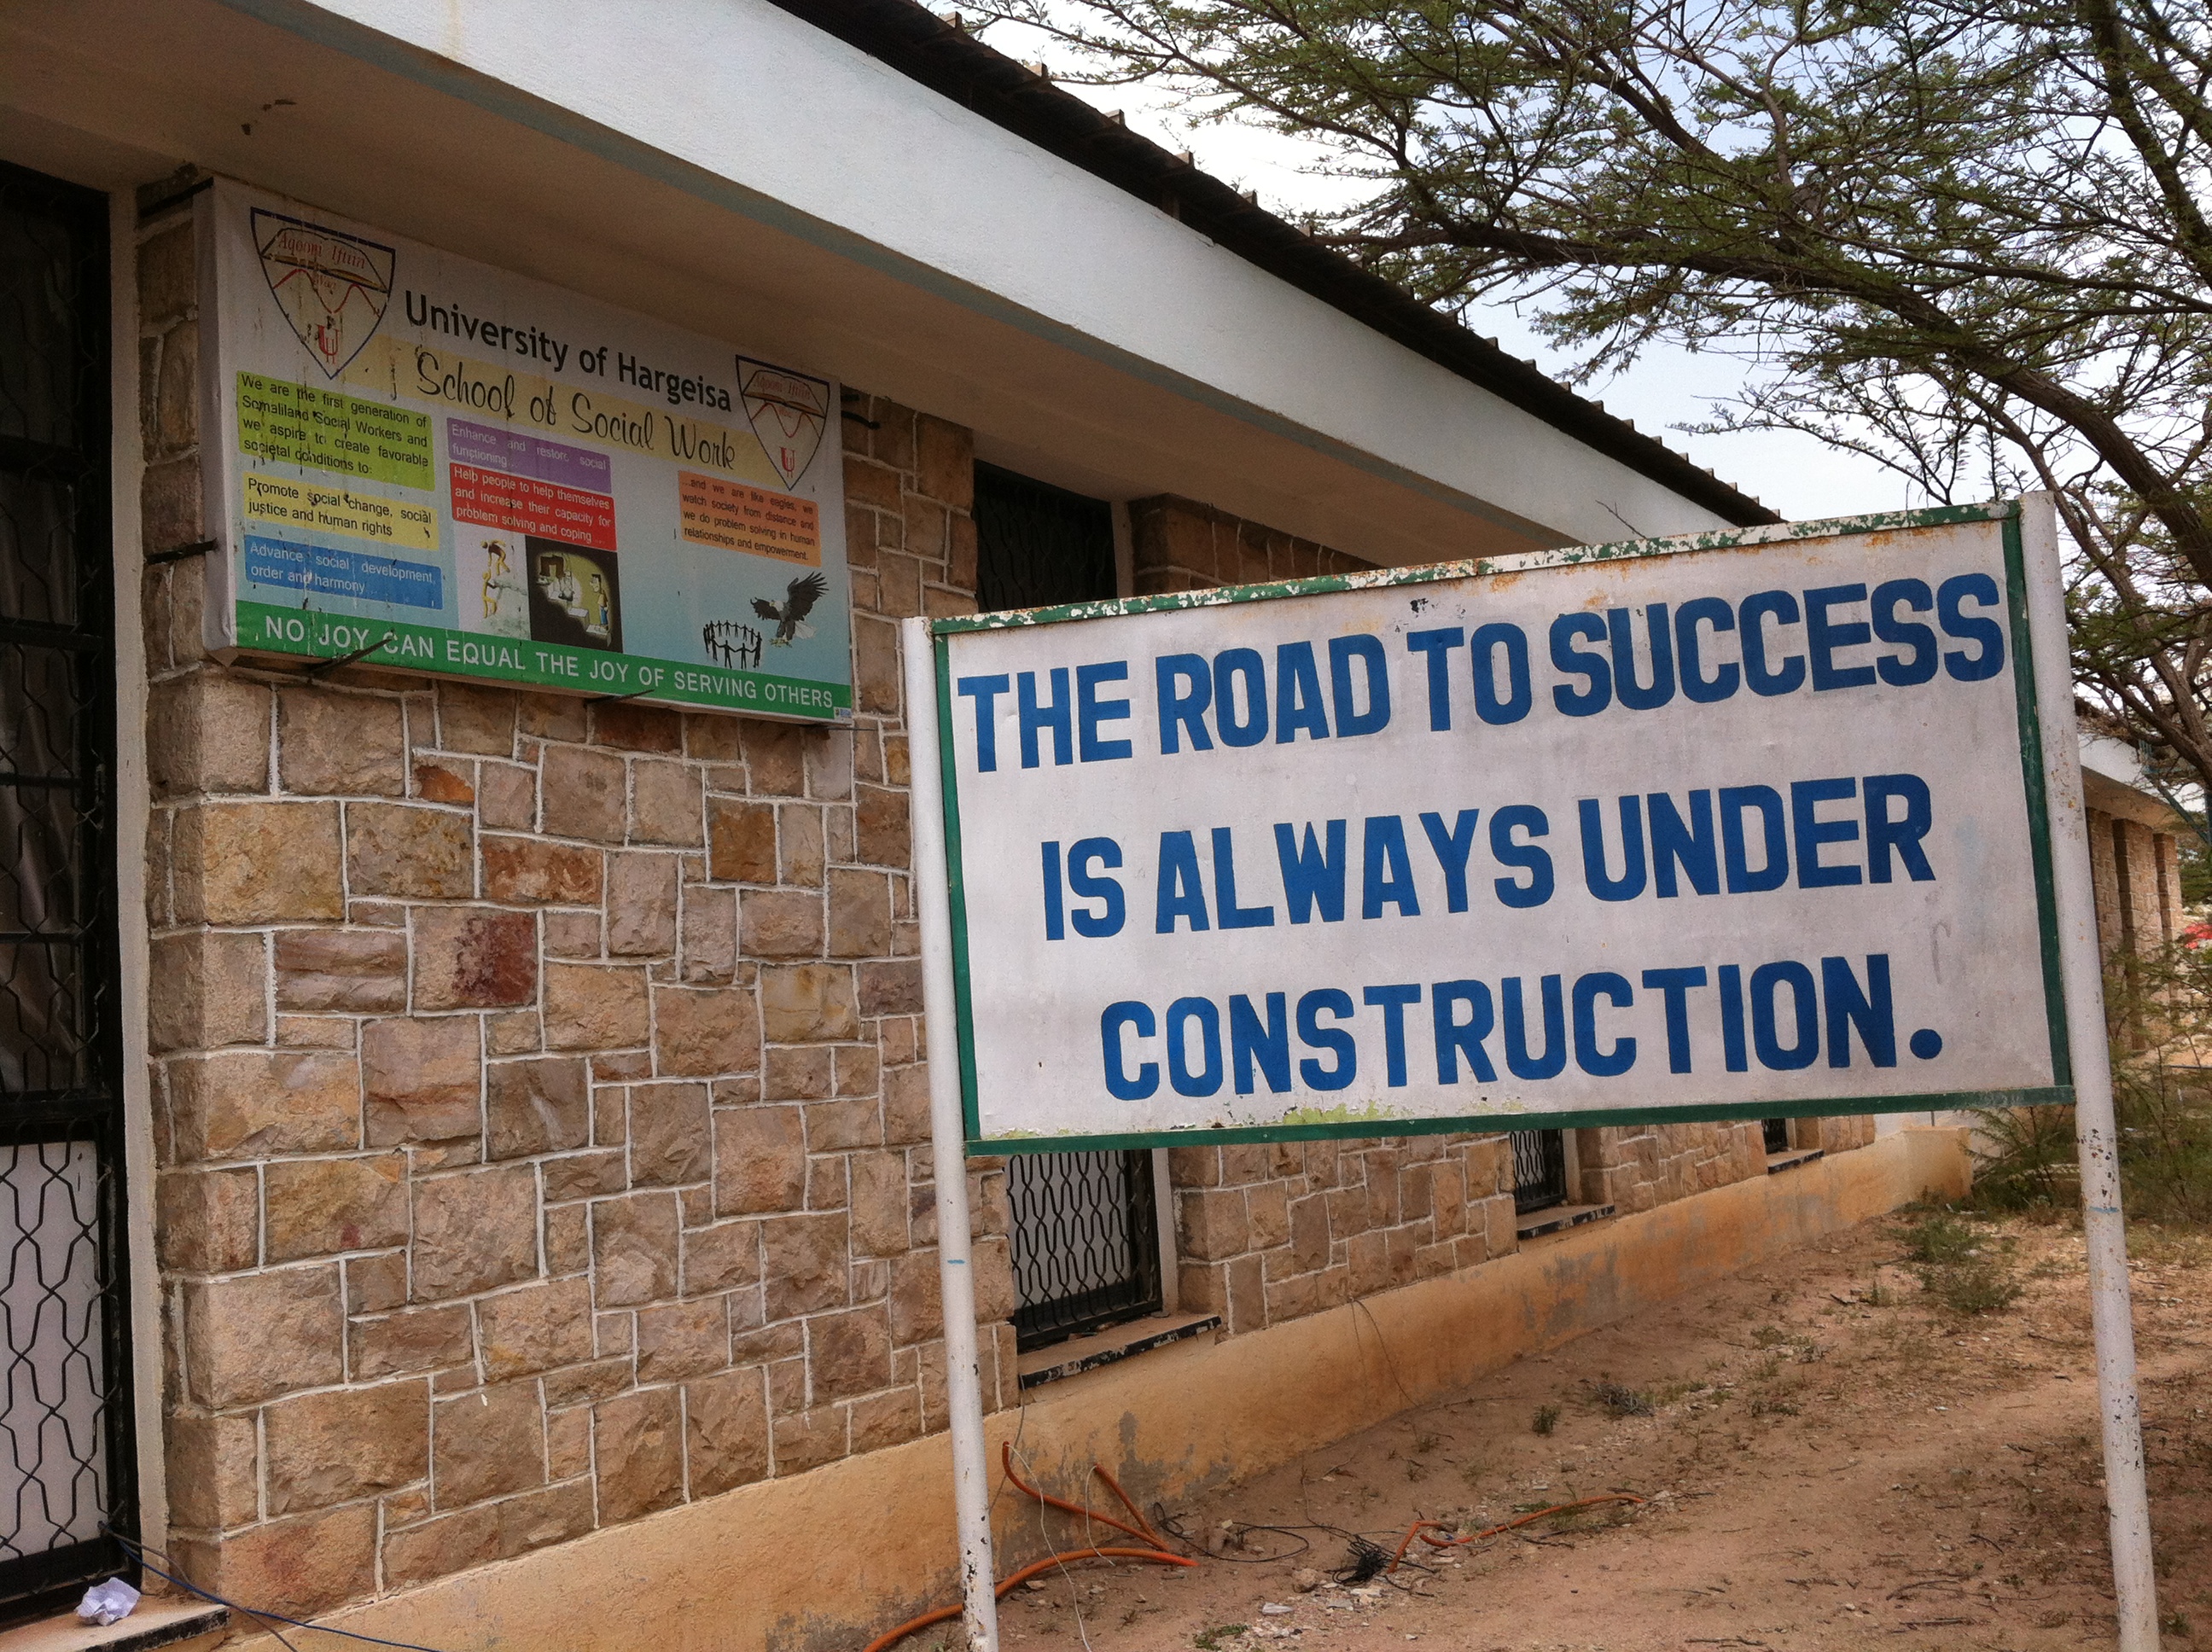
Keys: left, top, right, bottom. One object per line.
{"left": 903, "top": 498, "right": 2158, "bottom": 1649}
{"left": 904, "top": 616, "right": 1001, "bottom": 1652}
{"left": 2022, "top": 504, "right": 2158, "bottom": 1650}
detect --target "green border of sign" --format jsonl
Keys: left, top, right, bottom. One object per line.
{"left": 931, "top": 500, "right": 2074, "bottom": 1154}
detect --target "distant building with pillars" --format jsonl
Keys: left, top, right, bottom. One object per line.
{"left": 2079, "top": 714, "right": 2192, "bottom": 959}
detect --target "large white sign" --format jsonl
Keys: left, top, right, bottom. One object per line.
{"left": 201, "top": 180, "right": 851, "bottom": 721}
{"left": 929, "top": 505, "right": 2070, "bottom": 1147}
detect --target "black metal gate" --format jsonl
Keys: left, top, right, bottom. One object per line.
{"left": 1005, "top": 1150, "right": 1163, "bottom": 1351}
{"left": 0, "top": 160, "right": 136, "bottom": 1622}
{"left": 1762, "top": 1118, "right": 1791, "bottom": 1155}
{"left": 1510, "top": 1129, "right": 1569, "bottom": 1215}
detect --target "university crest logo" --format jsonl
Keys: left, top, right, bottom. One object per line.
{"left": 737, "top": 358, "right": 830, "bottom": 490}
{"left": 253, "top": 208, "right": 395, "bottom": 380}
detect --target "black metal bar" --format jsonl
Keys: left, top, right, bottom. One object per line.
{"left": 1006, "top": 1149, "right": 1163, "bottom": 1352}
{"left": 302, "top": 632, "right": 395, "bottom": 677}
{"left": 1762, "top": 1118, "right": 1791, "bottom": 1155}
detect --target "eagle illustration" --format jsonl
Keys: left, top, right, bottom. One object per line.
{"left": 751, "top": 571, "right": 828, "bottom": 645}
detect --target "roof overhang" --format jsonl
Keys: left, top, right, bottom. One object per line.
{"left": 2, "top": 0, "right": 1772, "bottom": 565}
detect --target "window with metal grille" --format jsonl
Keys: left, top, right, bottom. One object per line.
{"left": 1005, "top": 1150, "right": 1163, "bottom": 1350}
{"left": 1510, "top": 1129, "right": 1569, "bottom": 1214}
{"left": 0, "top": 160, "right": 136, "bottom": 1623}
{"left": 975, "top": 466, "right": 1162, "bottom": 1351}
{"left": 973, "top": 462, "right": 1115, "bottom": 614}
{"left": 1762, "top": 1118, "right": 1791, "bottom": 1155}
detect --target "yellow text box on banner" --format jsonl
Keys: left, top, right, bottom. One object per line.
{"left": 243, "top": 470, "right": 439, "bottom": 551}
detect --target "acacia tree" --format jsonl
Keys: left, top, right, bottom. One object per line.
{"left": 983, "top": 0, "right": 2212, "bottom": 815}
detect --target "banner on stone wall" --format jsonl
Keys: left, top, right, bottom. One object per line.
{"left": 924, "top": 503, "right": 2074, "bottom": 1149}
{"left": 202, "top": 179, "right": 852, "bottom": 722}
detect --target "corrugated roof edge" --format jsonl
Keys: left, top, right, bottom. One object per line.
{"left": 765, "top": 0, "right": 1781, "bottom": 529}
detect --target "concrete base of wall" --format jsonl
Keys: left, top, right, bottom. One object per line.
{"left": 234, "top": 1127, "right": 1969, "bottom": 1652}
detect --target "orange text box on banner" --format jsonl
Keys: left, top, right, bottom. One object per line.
{"left": 450, "top": 462, "right": 617, "bottom": 550}
{"left": 678, "top": 472, "right": 820, "bottom": 567}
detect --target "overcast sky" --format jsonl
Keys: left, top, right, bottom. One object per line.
{"left": 987, "top": 24, "right": 1915, "bottom": 525}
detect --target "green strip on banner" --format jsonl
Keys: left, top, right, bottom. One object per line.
{"left": 237, "top": 372, "right": 434, "bottom": 490}
{"left": 236, "top": 601, "right": 851, "bottom": 719}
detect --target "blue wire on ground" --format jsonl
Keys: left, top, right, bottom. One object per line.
{"left": 102, "top": 1529, "right": 458, "bottom": 1652}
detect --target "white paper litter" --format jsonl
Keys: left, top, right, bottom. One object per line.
{"left": 77, "top": 1577, "right": 141, "bottom": 1626}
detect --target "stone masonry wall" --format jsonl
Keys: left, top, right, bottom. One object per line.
{"left": 2089, "top": 806, "right": 2182, "bottom": 960}
{"left": 137, "top": 189, "right": 1013, "bottom": 1621}
{"left": 1126, "top": 494, "right": 1376, "bottom": 595}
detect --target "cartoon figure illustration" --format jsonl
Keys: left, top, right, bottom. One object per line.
{"left": 751, "top": 572, "right": 829, "bottom": 646}
{"left": 480, "top": 539, "right": 515, "bottom": 620}
{"left": 587, "top": 573, "right": 611, "bottom": 642}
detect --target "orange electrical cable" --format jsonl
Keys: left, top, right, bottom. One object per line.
{"left": 1385, "top": 1492, "right": 1645, "bottom": 1573}
{"left": 1091, "top": 1461, "right": 1168, "bottom": 1549}
{"left": 859, "top": 1545, "right": 1197, "bottom": 1652}
{"left": 998, "top": 1442, "right": 1159, "bottom": 1546}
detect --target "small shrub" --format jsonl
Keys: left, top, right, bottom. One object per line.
{"left": 1591, "top": 1382, "right": 1654, "bottom": 1417}
{"left": 1532, "top": 1403, "right": 1561, "bottom": 1435}
{"left": 1194, "top": 1626, "right": 1249, "bottom": 1650}
{"left": 1932, "top": 1257, "right": 2024, "bottom": 1315}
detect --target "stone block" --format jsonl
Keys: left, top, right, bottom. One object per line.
{"left": 363, "top": 1016, "right": 481, "bottom": 1145}
{"left": 637, "top": 1297, "right": 729, "bottom": 1381}
{"left": 682, "top": 1220, "right": 760, "bottom": 1295}
{"left": 483, "top": 835, "right": 602, "bottom": 904}
{"left": 629, "top": 1081, "right": 710, "bottom": 1186}
{"left": 847, "top": 1152, "right": 908, "bottom": 1258}
{"left": 174, "top": 802, "right": 343, "bottom": 922}
{"left": 411, "top": 1164, "right": 538, "bottom": 1300}
{"left": 544, "top": 909, "right": 602, "bottom": 957}
{"left": 349, "top": 1303, "right": 473, "bottom": 1379}
{"left": 347, "top": 1252, "right": 408, "bottom": 1314}
{"left": 713, "top": 1105, "right": 805, "bottom": 1216}
{"left": 914, "top": 414, "right": 972, "bottom": 509}
{"left": 804, "top": 1096, "right": 880, "bottom": 1152}
{"left": 607, "top": 852, "right": 679, "bottom": 957}
{"left": 544, "top": 962, "right": 650, "bottom": 1050}
{"left": 808, "top": 1304, "right": 889, "bottom": 1402}
{"left": 517, "top": 692, "right": 589, "bottom": 742}
{"left": 631, "top": 759, "right": 703, "bottom": 846}
{"left": 478, "top": 760, "right": 535, "bottom": 829}
{"left": 146, "top": 672, "right": 270, "bottom": 798}
{"left": 141, "top": 454, "right": 201, "bottom": 554}
{"left": 679, "top": 885, "right": 737, "bottom": 984}
{"left": 165, "top": 1410, "right": 258, "bottom": 1532}
{"left": 887, "top": 1249, "right": 942, "bottom": 1344}
{"left": 685, "top": 1368, "right": 769, "bottom": 1497}
{"left": 707, "top": 798, "right": 777, "bottom": 883}
{"left": 413, "top": 908, "right": 537, "bottom": 1009}
{"left": 541, "top": 744, "right": 627, "bottom": 842}
{"left": 434, "top": 1382, "right": 546, "bottom": 1505}
{"left": 742, "top": 721, "right": 809, "bottom": 796}
{"left": 149, "top": 929, "right": 268, "bottom": 1051}
{"left": 762, "top": 1211, "right": 848, "bottom": 1320}
{"left": 486, "top": 1056, "right": 590, "bottom": 1159}
{"left": 591, "top": 1190, "right": 679, "bottom": 1305}
{"left": 183, "top": 1265, "right": 342, "bottom": 1405}
{"left": 477, "top": 1277, "right": 594, "bottom": 1381}
{"left": 653, "top": 985, "right": 759, "bottom": 1076}
{"left": 265, "top": 1153, "right": 407, "bottom": 1260}
{"left": 272, "top": 928, "right": 405, "bottom": 1015}
{"left": 594, "top": 1387, "right": 684, "bottom": 1524}
{"left": 277, "top": 688, "right": 405, "bottom": 795}
{"left": 776, "top": 805, "right": 824, "bottom": 887}
{"left": 1178, "top": 1188, "right": 1250, "bottom": 1262}
{"left": 264, "top": 1380, "right": 428, "bottom": 1514}
{"left": 543, "top": 1149, "right": 627, "bottom": 1202}
{"left": 771, "top": 1408, "right": 844, "bottom": 1477}
{"left": 346, "top": 803, "right": 473, "bottom": 899}
{"left": 740, "top": 888, "right": 822, "bottom": 959}
{"left": 593, "top": 701, "right": 683, "bottom": 753}
{"left": 169, "top": 1050, "right": 359, "bottom": 1161}
{"left": 154, "top": 1166, "right": 259, "bottom": 1274}
{"left": 381, "top": 1504, "right": 500, "bottom": 1595}
{"left": 853, "top": 788, "right": 907, "bottom": 875}
{"left": 760, "top": 964, "right": 859, "bottom": 1044}
{"left": 186, "top": 1503, "right": 375, "bottom": 1621}
{"left": 763, "top": 1046, "right": 834, "bottom": 1102}
{"left": 827, "top": 869, "right": 891, "bottom": 958}
{"left": 430, "top": 683, "right": 515, "bottom": 753}
{"left": 413, "top": 757, "right": 474, "bottom": 806}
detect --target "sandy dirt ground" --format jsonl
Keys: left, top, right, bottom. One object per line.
{"left": 975, "top": 1207, "right": 2210, "bottom": 1652}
